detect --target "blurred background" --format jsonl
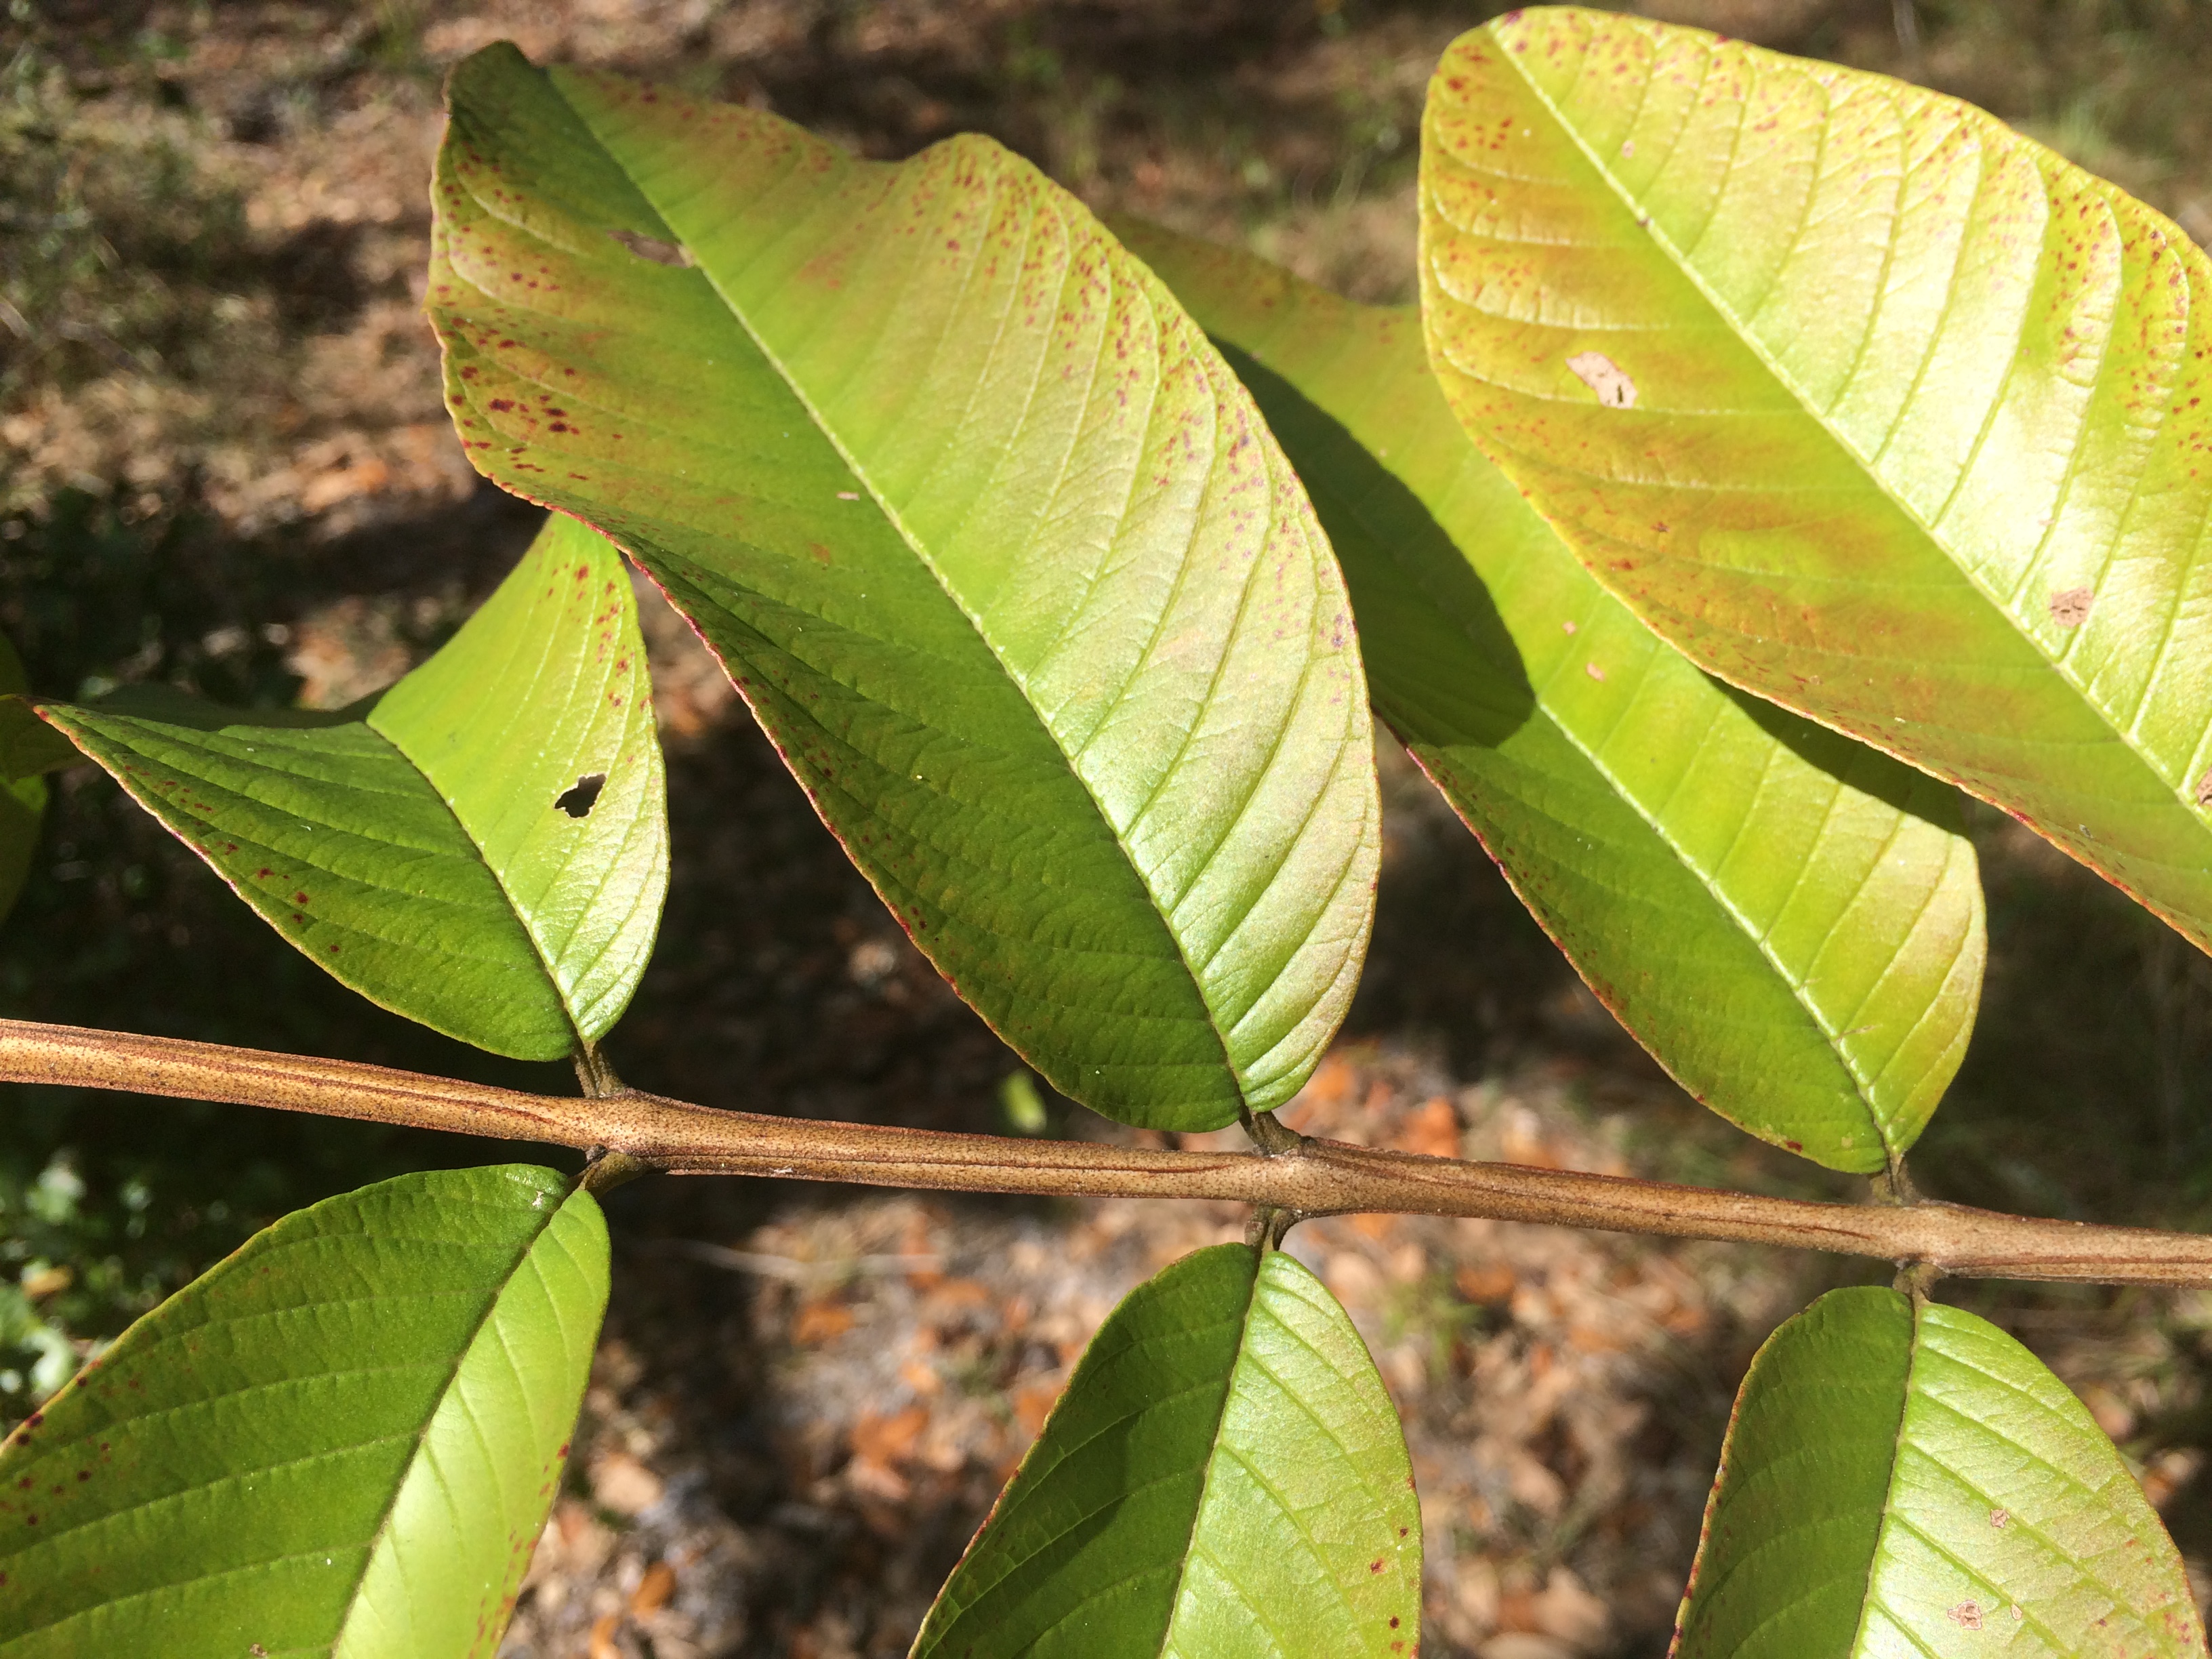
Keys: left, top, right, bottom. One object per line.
{"left": 5, "top": 1, "right": 2212, "bottom": 1654}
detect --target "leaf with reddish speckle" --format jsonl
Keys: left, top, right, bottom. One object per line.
{"left": 0, "top": 636, "right": 51, "bottom": 924}
{"left": 912, "top": 1244, "right": 1419, "bottom": 1658}
{"left": 34, "top": 514, "right": 665, "bottom": 1060}
{"left": 426, "top": 45, "right": 1377, "bottom": 1132}
{"left": 0, "top": 1164, "right": 607, "bottom": 1659}
{"left": 1420, "top": 8, "right": 2212, "bottom": 958}
{"left": 1127, "top": 222, "right": 1985, "bottom": 1175}
{"left": 1676, "top": 1286, "right": 2205, "bottom": 1656}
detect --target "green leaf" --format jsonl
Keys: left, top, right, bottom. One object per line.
{"left": 426, "top": 45, "right": 1378, "bottom": 1131}
{"left": 35, "top": 514, "right": 667, "bottom": 1060}
{"left": 0, "top": 1164, "right": 609, "bottom": 1659}
{"left": 912, "top": 1244, "right": 1419, "bottom": 1658}
{"left": 1420, "top": 9, "right": 2212, "bottom": 954}
{"left": 1124, "top": 222, "right": 1984, "bottom": 1173}
{"left": 0, "top": 639, "right": 49, "bottom": 926}
{"left": 1677, "top": 1285, "right": 2204, "bottom": 1654}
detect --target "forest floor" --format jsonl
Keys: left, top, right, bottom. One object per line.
{"left": 8, "top": 2, "right": 2212, "bottom": 1655}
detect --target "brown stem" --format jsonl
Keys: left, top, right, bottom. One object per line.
{"left": 5, "top": 1017, "right": 2209, "bottom": 1286}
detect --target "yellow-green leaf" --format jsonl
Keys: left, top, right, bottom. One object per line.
{"left": 1127, "top": 221, "right": 1983, "bottom": 1172}
{"left": 0, "top": 1166, "right": 609, "bottom": 1659}
{"left": 1420, "top": 7, "right": 2212, "bottom": 953}
{"left": 913, "top": 1244, "right": 1419, "bottom": 1657}
{"left": 1678, "top": 1287, "right": 2205, "bottom": 1656}
{"left": 37, "top": 514, "right": 665, "bottom": 1059}
{"left": 426, "top": 45, "right": 1378, "bottom": 1131}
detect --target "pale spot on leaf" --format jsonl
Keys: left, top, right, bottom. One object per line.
{"left": 607, "top": 228, "right": 692, "bottom": 267}
{"left": 1946, "top": 1600, "right": 1983, "bottom": 1630}
{"left": 1567, "top": 351, "right": 1637, "bottom": 408}
{"left": 2048, "top": 587, "right": 2093, "bottom": 628}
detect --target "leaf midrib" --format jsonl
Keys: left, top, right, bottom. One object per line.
{"left": 1156, "top": 1258, "right": 1261, "bottom": 1656}
{"left": 541, "top": 76, "right": 1247, "bottom": 1099}
{"left": 1846, "top": 1296, "right": 1925, "bottom": 1657}
{"left": 327, "top": 1184, "right": 573, "bottom": 1655}
{"left": 1158, "top": 1260, "right": 1372, "bottom": 1656}
{"left": 371, "top": 685, "right": 590, "bottom": 1057}
{"left": 1478, "top": 21, "right": 2200, "bottom": 824}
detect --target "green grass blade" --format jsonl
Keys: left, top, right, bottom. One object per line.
{"left": 911, "top": 1244, "right": 1420, "bottom": 1657}
{"left": 0, "top": 1165, "right": 609, "bottom": 1659}
{"left": 427, "top": 45, "right": 1378, "bottom": 1131}
{"left": 1677, "top": 1286, "right": 2205, "bottom": 1654}
{"left": 1126, "top": 223, "right": 1984, "bottom": 1173}
{"left": 1420, "top": 7, "right": 2212, "bottom": 956}
{"left": 35, "top": 514, "right": 667, "bottom": 1060}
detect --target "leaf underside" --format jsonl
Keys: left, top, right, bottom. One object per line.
{"left": 913, "top": 1244, "right": 1419, "bottom": 1658}
{"left": 1125, "top": 221, "right": 1984, "bottom": 1173}
{"left": 1676, "top": 1286, "right": 2205, "bottom": 1656}
{"left": 0, "top": 1165, "right": 609, "bottom": 1659}
{"left": 428, "top": 44, "right": 1379, "bottom": 1131}
{"left": 1420, "top": 7, "right": 2212, "bottom": 956}
{"left": 37, "top": 514, "right": 668, "bottom": 1060}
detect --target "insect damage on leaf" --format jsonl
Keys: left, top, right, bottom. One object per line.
{"left": 2048, "top": 587, "right": 2093, "bottom": 627}
{"left": 555, "top": 773, "right": 608, "bottom": 818}
{"left": 607, "top": 228, "right": 691, "bottom": 267}
{"left": 1565, "top": 351, "right": 1637, "bottom": 408}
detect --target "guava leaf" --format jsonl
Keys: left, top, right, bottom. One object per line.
{"left": 427, "top": 45, "right": 1378, "bottom": 1131}
{"left": 0, "top": 638, "right": 49, "bottom": 926}
{"left": 1677, "top": 1285, "right": 2205, "bottom": 1655}
{"left": 1420, "top": 8, "right": 2212, "bottom": 956}
{"left": 35, "top": 513, "right": 667, "bottom": 1060}
{"left": 0, "top": 1165, "right": 609, "bottom": 1659}
{"left": 911, "top": 1244, "right": 1419, "bottom": 1658}
{"left": 1127, "top": 222, "right": 1985, "bottom": 1174}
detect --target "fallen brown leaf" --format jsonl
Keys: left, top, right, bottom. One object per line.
{"left": 630, "top": 1560, "right": 676, "bottom": 1617}
{"left": 791, "top": 1299, "right": 856, "bottom": 1345}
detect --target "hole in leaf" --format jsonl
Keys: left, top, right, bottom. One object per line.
{"left": 555, "top": 773, "right": 608, "bottom": 818}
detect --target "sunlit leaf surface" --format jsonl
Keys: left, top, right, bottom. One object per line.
{"left": 0, "top": 1165, "right": 609, "bottom": 1659}
{"left": 38, "top": 514, "right": 666, "bottom": 1059}
{"left": 428, "top": 45, "right": 1378, "bottom": 1131}
{"left": 1421, "top": 7, "right": 2212, "bottom": 954}
{"left": 1677, "top": 1286, "right": 2205, "bottom": 1656}
{"left": 1129, "top": 222, "right": 1983, "bottom": 1172}
{"left": 912, "top": 1244, "right": 1419, "bottom": 1657}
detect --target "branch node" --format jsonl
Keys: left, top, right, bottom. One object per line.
{"left": 573, "top": 1044, "right": 626, "bottom": 1101}
{"left": 1240, "top": 1107, "right": 1305, "bottom": 1158}
{"left": 579, "top": 1147, "right": 653, "bottom": 1196}
{"left": 1246, "top": 1204, "right": 1304, "bottom": 1251}
{"left": 1894, "top": 1259, "right": 1944, "bottom": 1301}
{"left": 1870, "top": 1156, "right": 1921, "bottom": 1208}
